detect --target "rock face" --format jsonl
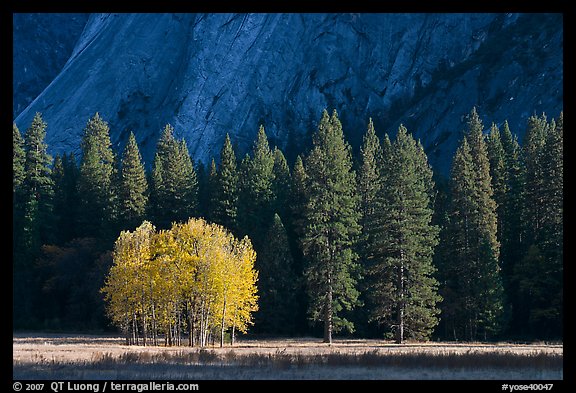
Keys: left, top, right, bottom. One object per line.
{"left": 13, "top": 13, "right": 563, "bottom": 174}
{"left": 13, "top": 13, "right": 89, "bottom": 118}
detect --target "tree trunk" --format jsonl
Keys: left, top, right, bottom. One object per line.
{"left": 323, "top": 275, "right": 333, "bottom": 344}
{"left": 231, "top": 307, "right": 237, "bottom": 346}
{"left": 132, "top": 313, "right": 138, "bottom": 346}
{"left": 142, "top": 313, "right": 147, "bottom": 347}
{"left": 151, "top": 302, "right": 157, "bottom": 346}
{"left": 396, "top": 252, "right": 405, "bottom": 344}
{"left": 220, "top": 298, "right": 227, "bottom": 348}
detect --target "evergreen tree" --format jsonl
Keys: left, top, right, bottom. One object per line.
{"left": 212, "top": 134, "right": 239, "bottom": 233}
{"left": 237, "top": 125, "right": 275, "bottom": 246}
{"left": 254, "top": 214, "right": 298, "bottom": 335}
{"left": 443, "top": 108, "right": 503, "bottom": 340}
{"left": 357, "top": 118, "right": 384, "bottom": 264}
{"left": 13, "top": 123, "right": 26, "bottom": 193}
{"left": 13, "top": 123, "right": 26, "bottom": 259}
{"left": 175, "top": 139, "right": 198, "bottom": 220}
{"left": 366, "top": 125, "right": 440, "bottom": 343}
{"left": 522, "top": 114, "right": 549, "bottom": 246}
{"left": 118, "top": 132, "right": 149, "bottom": 230}
{"left": 14, "top": 113, "right": 54, "bottom": 328}
{"left": 271, "top": 147, "right": 291, "bottom": 221}
{"left": 205, "top": 158, "right": 218, "bottom": 222}
{"left": 301, "top": 109, "right": 361, "bottom": 343}
{"left": 487, "top": 124, "right": 507, "bottom": 227}
{"left": 77, "top": 113, "right": 117, "bottom": 239}
{"left": 22, "top": 113, "right": 55, "bottom": 251}
{"left": 288, "top": 154, "right": 309, "bottom": 334}
{"left": 290, "top": 155, "right": 308, "bottom": 240}
{"left": 195, "top": 160, "right": 209, "bottom": 219}
{"left": 513, "top": 113, "right": 563, "bottom": 338}
{"left": 51, "top": 155, "right": 67, "bottom": 243}
{"left": 150, "top": 125, "right": 198, "bottom": 228}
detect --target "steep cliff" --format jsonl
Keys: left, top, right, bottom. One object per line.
{"left": 13, "top": 13, "right": 562, "bottom": 174}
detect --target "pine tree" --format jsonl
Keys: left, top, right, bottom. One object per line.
{"left": 118, "top": 132, "right": 149, "bottom": 230}
{"left": 442, "top": 108, "right": 503, "bottom": 340}
{"left": 237, "top": 125, "right": 275, "bottom": 246}
{"left": 366, "top": 125, "right": 440, "bottom": 343}
{"left": 14, "top": 113, "right": 54, "bottom": 328}
{"left": 77, "top": 113, "right": 117, "bottom": 239}
{"left": 255, "top": 213, "right": 298, "bottom": 334}
{"left": 51, "top": 155, "right": 67, "bottom": 243}
{"left": 212, "top": 134, "right": 239, "bottom": 233}
{"left": 301, "top": 109, "right": 361, "bottom": 343}
{"left": 271, "top": 147, "right": 291, "bottom": 221}
{"left": 487, "top": 124, "right": 507, "bottom": 233}
{"left": 13, "top": 123, "right": 26, "bottom": 193}
{"left": 205, "top": 158, "right": 218, "bottom": 222}
{"left": 357, "top": 118, "right": 384, "bottom": 267}
{"left": 175, "top": 139, "right": 198, "bottom": 220}
{"left": 13, "top": 123, "right": 26, "bottom": 259}
{"left": 195, "top": 161, "right": 209, "bottom": 219}
{"left": 522, "top": 114, "right": 549, "bottom": 246}
{"left": 513, "top": 113, "right": 562, "bottom": 338}
{"left": 290, "top": 155, "right": 308, "bottom": 240}
{"left": 22, "top": 113, "right": 55, "bottom": 251}
{"left": 150, "top": 125, "right": 198, "bottom": 228}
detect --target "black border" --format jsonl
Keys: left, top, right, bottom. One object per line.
{"left": 7, "top": 0, "right": 572, "bottom": 390}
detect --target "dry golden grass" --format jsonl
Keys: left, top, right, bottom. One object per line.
{"left": 13, "top": 333, "right": 563, "bottom": 380}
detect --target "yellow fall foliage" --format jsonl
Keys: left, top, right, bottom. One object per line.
{"left": 101, "top": 218, "right": 258, "bottom": 347}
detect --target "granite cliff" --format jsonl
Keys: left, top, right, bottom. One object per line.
{"left": 13, "top": 13, "right": 563, "bottom": 174}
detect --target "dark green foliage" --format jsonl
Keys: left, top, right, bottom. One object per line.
{"left": 211, "top": 134, "right": 239, "bottom": 232}
{"left": 118, "top": 132, "right": 149, "bottom": 230}
{"left": 51, "top": 153, "right": 80, "bottom": 244}
{"left": 237, "top": 125, "right": 276, "bottom": 246}
{"left": 301, "top": 109, "right": 362, "bottom": 343}
{"left": 511, "top": 113, "right": 563, "bottom": 338}
{"left": 290, "top": 155, "right": 308, "bottom": 240}
{"left": 204, "top": 158, "right": 218, "bottom": 222}
{"left": 14, "top": 113, "right": 55, "bottom": 328}
{"left": 77, "top": 113, "right": 118, "bottom": 239}
{"left": 11, "top": 108, "right": 563, "bottom": 340}
{"left": 13, "top": 123, "right": 26, "bottom": 257}
{"left": 21, "top": 113, "right": 55, "bottom": 253}
{"left": 271, "top": 147, "right": 291, "bottom": 221}
{"left": 13, "top": 123, "right": 26, "bottom": 193}
{"left": 254, "top": 214, "right": 298, "bottom": 335}
{"left": 35, "top": 238, "right": 112, "bottom": 330}
{"left": 365, "top": 125, "right": 440, "bottom": 343}
{"left": 357, "top": 118, "right": 384, "bottom": 263}
{"left": 195, "top": 161, "right": 209, "bottom": 219}
{"left": 441, "top": 108, "right": 504, "bottom": 341}
{"left": 150, "top": 125, "right": 198, "bottom": 228}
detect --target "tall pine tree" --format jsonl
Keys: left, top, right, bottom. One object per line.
{"left": 13, "top": 123, "right": 26, "bottom": 260}
{"left": 513, "top": 113, "right": 563, "bottom": 338}
{"left": 237, "top": 125, "right": 275, "bottom": 246}
{"left": 77, "top": 113, "right": 117, "bottom": 239}
{"left": 254, "top": 213, "right": 298, "bottom": 335}
{"left": 442, "top": 108, "right": 503, "bottom": 340}
{"left": 211, "top": 134, "right": 239, "bottom": 233}
{"left": 150, "top": 125, "right": 198, "bottom": 228}
{"left": 301, "top": 109, "right": 361, "bottom": 343}
{"left": 22, "top": 113, "right": 55, "bottom": 252}
{"left": 271, "top": 147, "right": 291, "bottom": 221}
{"left": 366, "top": 125, "right": 440, "bottom": 343}
{"left": 118, "top": 132, "right": 149, "bottom": 230}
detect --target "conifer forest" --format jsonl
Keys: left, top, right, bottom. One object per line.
{"left": 12, "top": 107, "right": 563, "bottom": 345}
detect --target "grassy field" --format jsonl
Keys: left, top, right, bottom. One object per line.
{"left": 13, "top": 333, "right": 563, "bottom": 380}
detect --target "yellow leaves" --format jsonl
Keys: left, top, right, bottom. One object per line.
{"left": 101, "top": 218, "right": 259, "bottom": 345}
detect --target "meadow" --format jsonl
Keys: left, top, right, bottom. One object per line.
{"left": 13, "top": 333, "right": 563, "bottom": 380}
